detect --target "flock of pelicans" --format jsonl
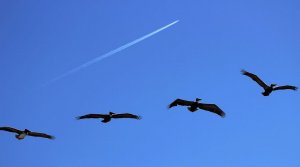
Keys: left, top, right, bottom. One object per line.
{"left": 1, "top": 70, "right": 297, "bottom": 140}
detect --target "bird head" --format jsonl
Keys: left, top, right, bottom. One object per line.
{"left": 24, "top": 129, "right": 31, "bottom": 134}
{"left": 195, "top": 98, "right": 202, "bottom": 102}
{"left": 109, "top": 111, "right": 116, "bottom": 115}
{"left": 270, "top": 84, "right": 277, "bottom": 88}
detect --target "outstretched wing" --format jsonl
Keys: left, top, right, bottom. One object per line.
{"left": 198, "top": 103, "right": 226, "bottom": 117}
{"left": 28, "top": 131, "right": 55, "bottom": 139}
{"left": 112, "top": 113, "right": 141, "bottom": 120}
{"left": 0, "top": 127, "right": 22, "bottom": 134}
{"left": 241, "top": 70, "right": 269, "bottom": 89}
{"left": 273, "top": 85, "right": 298, "bottom": 91}
{"left": 168, "top": 99, "right": 194, "bottom": 108}
{"left": 76, "top": 114, "right": 107, "bottom": 119}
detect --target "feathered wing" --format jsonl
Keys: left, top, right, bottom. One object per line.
{"left": 168, "top": 99, "right": 195, "bottom": 108}
{"left": 0, "top": 127, "right": 22, "bottom": 134}
{"left": 273, "top": 85, "right": 298, "bottom": 91}
{"left": 28, "top": 131, "right": 55, "bottom": 139}
{"left": 76, "top": 114, "right": 107, "bottom": 119}
{"left": 112, "top": 113, "right": 141, "bottom": 120}
{"left": 241, "top": 70, "right": 269, "bottom": 89}
{"left": 197, "top": 103, "right": 226, "bottom": 117}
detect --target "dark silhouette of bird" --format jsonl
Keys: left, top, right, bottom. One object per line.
{"left": 168, "top": 98, "right": 225, "bottom": 117}
{"left": 241, "top": 70, "right": 298, "bottom": 96}
{"left": 76, "top": 112, "right": 141, "bottom": 123}
{"left": 0, "top": 127, "right": 55, "bottom": 140}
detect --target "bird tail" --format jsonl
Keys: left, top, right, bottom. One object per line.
{"left": 101, "top": 117, "right": 111, "bottom": 123}
{"left": 262, "top": 92, "right": 269, "bottom": 96}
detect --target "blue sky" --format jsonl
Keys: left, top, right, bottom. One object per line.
{"left": 0, "top": 0, "right": 299, "bottom": 167}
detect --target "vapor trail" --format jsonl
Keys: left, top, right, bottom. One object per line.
{"left": 44, "top": 20, "right": 179, "bottom": 86}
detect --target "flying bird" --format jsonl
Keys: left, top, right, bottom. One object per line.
{"left": 241, "top": 70, "right": 298, "bottom": 96}
{"left": 168, "top": 98, "right": 225, "bottom": 117}
{"left": 76, "top": 112, "right": 141, "bottom": 123}
{"left": 0, "top": 127, "right": 55, "bottom": 140}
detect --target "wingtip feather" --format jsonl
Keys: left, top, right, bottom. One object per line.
{"left": 49, "top": 135, "right": 56, "bottom": 140}
{"left": 241, "top": 69, "right": 247, "bottom": 75}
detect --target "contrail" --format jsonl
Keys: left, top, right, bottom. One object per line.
{"left": 44, "top": 20, "right": 179, "bottom": 86}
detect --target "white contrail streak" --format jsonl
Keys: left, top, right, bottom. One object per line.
{"left": 44, "top": 20, "right": 179, "bottom": 86}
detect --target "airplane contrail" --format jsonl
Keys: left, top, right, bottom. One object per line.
{"left": 44, "top": 20, "right": 179, "bottom": 86}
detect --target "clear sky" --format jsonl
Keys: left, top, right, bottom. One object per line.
{"left": 0, "top": 1, "right": 299, "bottom": 167}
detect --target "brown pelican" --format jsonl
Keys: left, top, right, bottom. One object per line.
{"left": 0, "top": 127, "right": 55, "bottom": 140}
{"left": 76, "top": 112, "right": 141, "bottom": 123}
{"left": 168, "top": 98, "right": 225, "bottom": 117}
{"left": 241, "top": 70, "right": 298, "bottom": 96}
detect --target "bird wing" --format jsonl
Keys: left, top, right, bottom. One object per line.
{"left": 76, "top": 114, "right": 107, "bottom": 119}
{"left": 273, "top": 85, "right": 298, "bottom": 91}
{"left": 0, "top": 127, "right": 22, "bottom": 134}
{"left": 28, "top": 131, "right": 55, "bottom": 139}
{"left": 168, "top": 99, "right": 195, "bottom": 108}
{"left": 241, "top": 70, "right": 269, "bottom": 89}
{"left": 197, "top": 103, "right": 226, "bottom": 117}
{"left": 112, "top": 113, "right": 141, "bottom": 120}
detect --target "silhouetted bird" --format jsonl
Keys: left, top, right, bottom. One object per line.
{"left": 241, "top": 70, "right": 298, "bottom": 96}
{"left": 168, "top": 98, "right": 225, "bottom": 117}
{"left": 76, "top": 112, "right": 141, "bottom": 123}
{"left": 0, "top": 127, "right": 55, "bottom": 140}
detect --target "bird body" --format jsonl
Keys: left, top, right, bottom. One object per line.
{"left": 168, "top": 98, "right": 225, "bottom": 117}
{"left": 262, "top": 85, "right": 274, "bottom": 96}
{"left": 15, "top": 129, "right": 30, "bottom": 140}
{"left": 16, "top": 133, "right": 27, "bottom": 140}
{"left": 188, "top": 104, "right": 198, "bottom": 112}
{"left": 0, "top": 127, "right": 54, "bottom": 140}
{"left": 241, "top": 70, "right": 297, "bottom": 96}
{"left": 77, "top": 112, "right": 141, "bottom": 123}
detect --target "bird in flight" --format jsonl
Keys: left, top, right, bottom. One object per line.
{"left": 76, "top": 112, "right": 142, "bottom": 123}
{"left": 0, "top": 127, "right": 55, "bottom": 140}
{"left": 241, "top": 69, "right": 298, "bottom": 96}
{"left": 168, "top": 98, "right": 225, "bottom": 117}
